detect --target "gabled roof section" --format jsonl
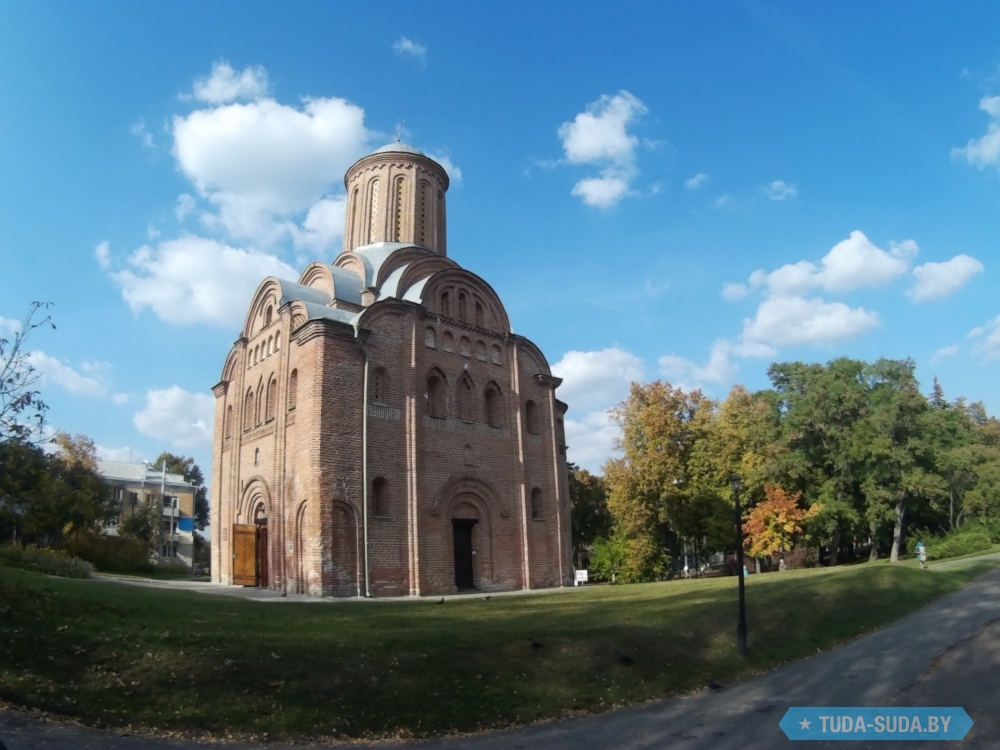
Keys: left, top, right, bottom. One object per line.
{"left": 298, "top": 263, "right": 363, "bottom": 306}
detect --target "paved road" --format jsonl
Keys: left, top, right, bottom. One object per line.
{"left": 3, "top": 560, "right": 1000, "bottom": 749}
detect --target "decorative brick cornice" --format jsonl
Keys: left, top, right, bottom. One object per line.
{"left": 534, "top": 373, "right": 563, "bottom": 389}
{"left": 241, "top": 421, "right": 276, "bottom": 444}
{"left": 212, "top": 381, "right": 228, "bottom": 398}
{"left": 423, "top": 416, "right": 507, "bottom": 439}
{"left": 292, "top": 318, "right": 358, "bottom": 346}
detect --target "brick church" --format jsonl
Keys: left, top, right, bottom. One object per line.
{"left": 210, "top": 141, "right": 573, "bottom": 597}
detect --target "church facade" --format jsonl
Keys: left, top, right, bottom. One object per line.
{"left": 210, "top": 142, "right": 573, "bottom": 597}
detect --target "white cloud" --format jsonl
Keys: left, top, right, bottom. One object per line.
{"left": 290, "top": 196, "right": 347, "bottom": 253}
{"left": 96, "top": 444, "right": 145, "bottom": 463}
{"left": 190, "top": 61, "right": 269, "bottom": 105}
{"left": 130, "top": 118, "right": 154, "bottom": 149}
{"left": 563, "top": 410, "right": 622, "bottom": 473}
{"left": 685, "top": 173, "right": 708, "bottom": 189}
{"left": 721, "top": 281, "right": 750, "bottom": 301}
{"left": 969, "top": 316, "right": 1000, "bottom": 361}
{"left": 659, "top": 339, "right": 738, "bottom": 389}
{"left": 748, "top": 231, "right": 917, "bottom": 296}
{"left": 740, "top": 294, "right": 880, "bottom": 349}
{"left": 908, "top": 254, "right": 984, "bottom": 302}
{"left": 175, "top": 193, "right": 197, "bottom": 222}
{"left": 393, "top": 37, "right": 427, "bottom": 65}
{"left": 0, "top": 316, "right": 21, "bottom": 337}
{"left": 110, "top": 236, "right": 298, "bottom": 327}
{"left": 558, "top": 91, "right": 648, "bottom": 208}
{"left": 931, "top": 344, "right": 959, "bottom": 364}
{"left": 764, "top": 179, "right": 798, "bottom": 200}
{"left": 427, "top": 152, "right": 462, "bottom": 183}
{"left": 94, "top": 241, "right": 111, "bottom": 270}
{"left": 25, "top": 351, "right": 108, "bottom": 397}
{"left": 714, "top": 194, "right": 736, "bottom": 209}
{"left": 112, "top": 393, "right": 131, "bottom": 405}
{"left": 172, "top": 89, "right": 370, "bottom": 243}
{"left": 952, "top": 95, "right": 1000, "bottom": 169}
{"left": 134, "top": 386, "right": 214, "bottom": 448}
{"left": 551, "top": 347, "right": 644, "bottom": 413}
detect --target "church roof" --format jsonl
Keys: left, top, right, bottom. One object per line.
{"left": 371, "top": 141, "right": 426, "bottom": 157}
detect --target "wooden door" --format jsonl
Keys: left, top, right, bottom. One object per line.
{"left": 453, "top": 521, "right": 474, "bottom": 589}
{"left": 257, "top": 524, "right": 269, "bottom": 588}
{"left": 232, "top": 525, "right": 257, "bottom": 586}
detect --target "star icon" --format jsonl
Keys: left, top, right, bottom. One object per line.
{"left": 799, "top": 718, "right": 812, "bottom": 730}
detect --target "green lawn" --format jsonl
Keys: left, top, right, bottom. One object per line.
{"left": 1, "top": 560, "right": 995, "bottom": 742}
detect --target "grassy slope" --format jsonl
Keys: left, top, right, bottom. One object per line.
{"left": 1, "top": 561, "right": 995, "bottom": 742}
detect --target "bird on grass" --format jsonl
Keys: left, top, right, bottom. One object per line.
{"left": 436, "top": 598, "right": 445, "bottom": 605}
{"left": 529, "top": 638, "right": 545, "bottom": 650}
{"left": 707, "top": 680, "right": 725, "bottom": 690}
{"left": 482, "top": 595, "right": 491, "bottom": 601}
{"left": 615, "top": 651, "right": 636, "bottom": 665}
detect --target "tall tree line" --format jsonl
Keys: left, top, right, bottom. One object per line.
{"left": 571, "top": 357, "right": 1000, "bottom": 583}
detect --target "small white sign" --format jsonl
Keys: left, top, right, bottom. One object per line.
{"left": 575, "top": 569, "right": 589, "bottom": 585}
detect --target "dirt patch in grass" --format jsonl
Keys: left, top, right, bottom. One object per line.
{"left": 0, "top": 561, "right": 995, "bottom": 741}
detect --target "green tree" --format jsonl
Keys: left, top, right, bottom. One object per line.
{"left": 152, "top": 452, "right": 209, "bottom": 530}
{"left": 567, "top": 463, "right": 611, "bottom": 569}
{"left": 0, "top": 302, "right": 54, "bottom": 443}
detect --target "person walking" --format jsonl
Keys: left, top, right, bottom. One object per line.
{"left": 916, "top": 540, "right": 927, "bottom": 570}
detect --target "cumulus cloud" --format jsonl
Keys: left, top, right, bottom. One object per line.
{"left": 659, "top": 339, "right": 738, "bottom": 390}
{"left": 739, "top": 295, "right": 879, "bottom": 350}
{"left": 289, "top": 197, "right": 347, "bottom": 253}
{"left": 134, "top": 386, "right": 214, "bottom": 448}
{"left": 764, "top": 179, "right": 797, "bottom": 200}
{"left": 172, "top": 81, "right": 371, "bottom": 243}
{"left": 746, "top": 231, "right": 917, "bottom": 296}
{"left": 552, "top": 347, "right": 645, "bottom": 472}
{"left": 685, "top": 173, "right": 708, "bottom": 189}
{"left": 721, "top": 281, "right": 750, "bottom": 301}
{"left": 969, "top": 316, "right": 1000, "bottom": 361}
{"left": 952, "top": 95, "right": 1000, "bottom": 169}
{"left": 189, "top": 61, "right": 269, "bottom": 105}
{"left": 130, "top": 118, "right": 154, "bottom": 148}
{"left": 94, "top": 241, "right": 111, "bottom": 270}
{"left": 25, "top": 351, "right": 108, "bottom": 397}
{"left": 175, "top": 193, "right": 197, "bottom": 222}
{"left": 931, "top": 344, "right": 959, "bottom": 364}
{"left": 558, "top": 91, "right": 648, "bottom": 208}
{"left": 908, "top": 255, "right": 984, "bottom": 302}
{"left": 393, "top": 37, "right": 427, "bottom": 65}
{"left": 96, "top": 444, "right": 145, "bottom": 463}
{"left": 110, "top": 236, "right": 298, "bottom": 327}
{"left": 427, "top": 152, "right": 463, "bottom": 183}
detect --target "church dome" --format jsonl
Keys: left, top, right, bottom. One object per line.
{"left": 370, "top": 141, "right": 426, "bottom": 157}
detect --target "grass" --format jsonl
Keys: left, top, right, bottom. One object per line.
{"left": 0, "top": 560, "right": 996, "bottom": 742}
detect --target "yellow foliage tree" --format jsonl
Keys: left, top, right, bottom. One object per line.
{"left": 743, "top": 485, "right": 819, "bottom": 558}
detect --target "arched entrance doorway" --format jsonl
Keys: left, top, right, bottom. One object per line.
{"left": 233, "top": 487, "right": 270, "bottom": 588}
{"left": 452, "top": 495, "right": 480, "bottom": 590}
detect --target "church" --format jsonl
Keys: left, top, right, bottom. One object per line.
{"left": 210, "top": 141, "right": 573, "bottom": 596}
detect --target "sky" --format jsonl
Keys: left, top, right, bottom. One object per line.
{"left": 1, "top": 2, "right": 999, "bottom": 483}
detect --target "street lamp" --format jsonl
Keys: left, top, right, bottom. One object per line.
{"left": 731, "top": 474, "right": 748, "bottom": 656}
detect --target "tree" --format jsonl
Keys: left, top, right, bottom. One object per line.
{"left": 152, "top": 452, "right": 209, "bottom": 531}
{"left": 743, "top": 486, "right": 817, "bottom": 558}
{"left": 0, "top": 302, "right": 55, "bottom": 444}
{"left": 567, "top": 463, "right": 611, "bottom": 569}
{"left": 53, "top": 431, "right": 99, "bottom": 472}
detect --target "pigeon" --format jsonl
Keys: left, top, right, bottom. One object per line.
{"left": 482, "top": 595, "right": 491, "bottom": 601}
{"left": 707, "top": 680, "right": 725, "bottom": 690}
{"left": 529, "top": 638, "right": 545, "bottom": 650}
{"left": 615, "top": 651, "right": 636, "bottom": 665}
{"left": 436, "top": 598, "right": 445, "bottom": 605}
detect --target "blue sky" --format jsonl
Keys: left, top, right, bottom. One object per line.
{"left": 1, "top": 1, "right": 999, "bottom": 478}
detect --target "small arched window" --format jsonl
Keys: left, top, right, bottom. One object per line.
{"left": 288, "top": 369, "right": 298, "bottom": 410}
{"left": 457, "top": 377, "right": 473, "bottom": 422}
{"left": 463, "top": 444, "right": 474, "bottom": 466}
{"left": 244, "top": 390, "right": 255, "bottom": 431}
{"left": 531, "top": 487, "right": 542, "bottom": 519}
{"left": 525, "top": 400, "right": 538, "bottom": 434}
{"left": 254, "top": 447, "right": 260, "bottom": 466}
{"left": 427, "top": 372, "right": 446, "bottom": 419}
{"left": 255, "top": 383, "right": 263, "bottom": 425}
{"left": 475, "top": 302, "right": 484, "bottom": 328}
{"left": 274, "top": 331, "right": 281, "bottom": 350}
{"left": 475, "top": 340, "right": 486, "bottom": 361}
{"left": 424, "top": 327, "right": 435, "bottom": 348}
{"left": 267, "top": 336, "right": 273, "bottom": 356}
{"left": 458, "top": 293, "right": 467, "bottom": 321}
{"left": 441, "top": 292, "right": 450, "bottom": 318}
{"left": 253, "top": 345, "right": 259, "bottom": 364}
{"left": 485, "top": 385, "right": 501, "bottom": 428}
{"left": 393, "top": 176, "right": 405, "bottom": 242}
{"left": 443, "top": 332, "right": 454, "bottom": 352}
{"left": 266, "top": 377, "right": 277, "bottom": 421}
{"left": 368, "top": 178, "right": 381, "bottom": 244}
{"left": 372, "top": 477, "right": 388, "bottom": 516}
{"left": 459, "top": 336, "right": 470, "bottom": 357}
{"left": 265, "top": 306, "right": 273, "bottom": 327}
{"left": 225, "top": 405, "right": 233, "bottom": 438}
{"left": 491, "top": 345, "right": 502, "bottom": 365}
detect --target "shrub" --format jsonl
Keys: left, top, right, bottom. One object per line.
{"left": 926, "top": 530, "right": 992, "bottom": 561}
{"left": 154, "top": 560, "right": 190, "bottom": 576}
{"left": 0, "top": 544, "right": 95, "bottom": 578}
{"left": 781, "top": 547, "right": 819, "bottom": 570}
{"left": 61, "top": 533, "right": 155, "bottom": 575}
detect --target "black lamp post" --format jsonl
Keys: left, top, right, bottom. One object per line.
{"left": 731, "top": 474, "right": 748, "bottom": 656}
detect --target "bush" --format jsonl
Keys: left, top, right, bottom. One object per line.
{"left": 61, "top": 533, "right": 155, "bottom": 575}
{"left": 926, "top": 530, "right": 992, "bottom": 561}
{"left": 0, "top": 544, "right": 95, "bottom": 578}
{"left": 781, "top": 547, "right": 819, "bottom": 570}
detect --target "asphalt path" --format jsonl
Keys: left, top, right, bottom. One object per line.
{"left": 3, "top": 558, "right": 1000, "bottom": 749}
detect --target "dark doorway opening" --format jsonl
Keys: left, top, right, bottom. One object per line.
{"left": 452, "top": 519, "right": 477, "bottom": 590}
{"left": 256, "top": 519, "right": 269, "bottom": 588}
